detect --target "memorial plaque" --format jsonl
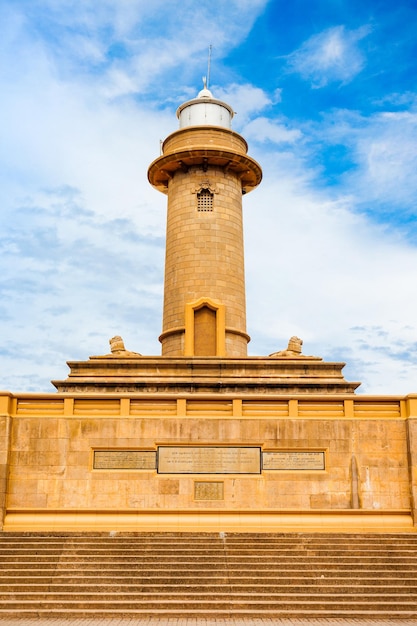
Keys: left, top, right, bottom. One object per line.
{"left": 158, "top": 446, "right": 261, "bottom": 474}
{"left": 262, "top": 451, "right": 325, "bottom": 471}
{"left": 194, "top": 481, "right": 224, "bottom": 500}
{"left": 94, "top": 450, "right": 156, "bottom": 470}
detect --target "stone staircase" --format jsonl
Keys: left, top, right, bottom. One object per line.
{"left": 1, "top": 532, "right": 417, "bottom": 618}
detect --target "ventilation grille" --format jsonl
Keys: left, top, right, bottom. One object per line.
{"left": 197, "top": 188, "right": 213, "bottom": 211}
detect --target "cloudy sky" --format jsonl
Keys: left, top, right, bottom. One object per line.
{"left": 1, "top": 0, "right": 417, "bottom": 394}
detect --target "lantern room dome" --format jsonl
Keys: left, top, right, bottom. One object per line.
{"left": 176, "top": 84, "right": 234, "bottom": 129}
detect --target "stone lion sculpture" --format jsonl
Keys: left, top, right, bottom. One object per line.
{"left": 269, "top": 336, "right": 303, "bottom": 357}
{"left": 108, "top": 336, "right": 141, "bottom": 357}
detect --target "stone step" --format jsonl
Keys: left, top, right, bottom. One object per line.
{"left": 43, "top": 544, "right": 417, "bottom": 551}
{"left": 3, "top": 583, "right": 417, "bottom": 593}
{"left": 1, "top": 544, "right": 416, "bottom": 555}
{"left": 4, "top": 574, "right": 417, "bottom": 587}
{"left": 4, "top": 563, "right": 416, "bottom": 580}
{"left": 1, "top": 590, "right": 417, "bottom": 600}
{"left": 0, "top": 576, "right": 417, "bottom": 594}
{"left": 227, "top": 535, "right": 417, "bottom": 541}
{"left": 0, "top": 607, "right": 415, "bottom": 624}
{"left": 0, "top": 563, "right": 416, "bottom": 580}
{"left": 0, "top": 553, "right": 417, "bottom": 568}
{"left": 4, "top": 572, "right": 417, "bottom": 581}
{"left": 0, "top": 551, "right": 417, "bottom": 567}
{"left": 1, "top": 599, "right": 417, "bottom": 611}
{"left": 0, "top": 540, "right": 411, "bottom": 548}
{"left": 1, "top": 534, "right": 415, "bottom": 542}
{"left": 2, "top": 535, "right": 417, "bottom": 545}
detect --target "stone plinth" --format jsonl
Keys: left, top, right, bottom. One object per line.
{"left": 52, "top": 355, "right": 360, "bottom": 394}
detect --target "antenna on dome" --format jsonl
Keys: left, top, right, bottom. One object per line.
{"left": 207, "top": 44, "right": 212, "bottom": 89}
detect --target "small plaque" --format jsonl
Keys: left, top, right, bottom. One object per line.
{"left": 94, "top": 450, "right": 156, "bottom": 470}
{"left": 263, "top": 451, "right": 325, "bottom": 471}
{"left": 194, "top": 481, "right": 224, "bottom": 500}
{"left": 158, "top": 446, "right": 261, "bottom": 474}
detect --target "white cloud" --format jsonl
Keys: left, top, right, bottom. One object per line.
{"left": 272, "top": 88, "right": 283, "bottom": 104}
{"left": 4, "top": 0, "right": 270, "bottom": 100}
{"left": 286, "top": 25, "right": 370, "bottom": 87}
{"left": 374, "top": 92, "right": 417, "bottom": 108}
{"left": 243, "top": 117, "right": 302, "bottom": 144}
{"left": 316, "top": 108, "right": 417, "bottom": 215}
{"left": 213, "top": 83, "right": 272, "bottom": 126}
{"left": 354, "top": 111, "right": 417, "bottom": 209}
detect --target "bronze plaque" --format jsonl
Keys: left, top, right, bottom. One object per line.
{"left": 194, "top": 481, "right": 224, "bottom": 500}
{"left": 94, "top": 450, "right": 156, "bottom": 470}
{"left": 262, "top": 451, "right": 325, "bottom": 471}
{"left": 158, "top": 446, "right": 261, "bottom": 474}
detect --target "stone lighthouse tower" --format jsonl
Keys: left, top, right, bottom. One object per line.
{"left": 148, "top": 84, "right": 262, "bottom": 358}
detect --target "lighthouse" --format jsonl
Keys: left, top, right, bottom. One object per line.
{"left": 148, "top": 83, "right": 262, "bottom": 357}
{"left": 53, "top": 83, "right": 358, "bottom": 395}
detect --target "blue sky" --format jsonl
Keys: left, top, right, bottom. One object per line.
{"left": 1, "top": 0, "right": 417, "bottom": 393}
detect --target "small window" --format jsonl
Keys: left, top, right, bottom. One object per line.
{"left": 197, "top": 188, "right": 213, "bottom": 212}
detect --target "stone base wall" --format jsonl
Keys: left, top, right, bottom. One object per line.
{"left": 1, "top": 392, "right": 417, "bottom": 531}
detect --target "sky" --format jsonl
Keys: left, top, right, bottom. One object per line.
{"left": 1, "top": 0, "right": 417, "bottom": 395}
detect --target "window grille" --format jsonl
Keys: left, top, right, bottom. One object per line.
{"left": 197, "top": 188, "right": 214, "bottom": 211}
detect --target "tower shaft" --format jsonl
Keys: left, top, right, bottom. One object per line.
{"left": 162, "top": 163, "right": 247, "bottom": 356}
